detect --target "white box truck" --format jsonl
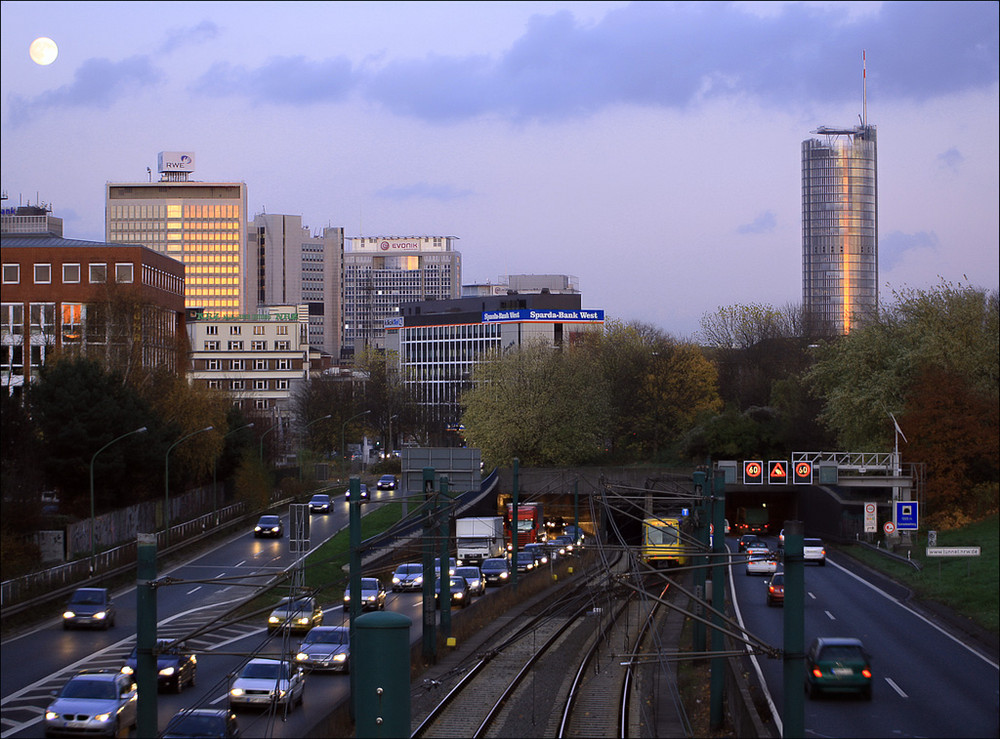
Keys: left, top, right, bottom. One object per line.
{"left": 456, "top": 516, "right": 504, "bottom": 566}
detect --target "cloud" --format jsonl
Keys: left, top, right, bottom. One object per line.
{"left": 7, "top": 56, "right": 164, "bottom": 126}
{"left": 737, "top": 211, "right": 777, "bottom": 235}
{"left": 936, "top": 147, "right": 964, "bottom": 172}
{"left": 880, "top": 230, "right": 940, "bottom": 271}
{"left": 190, "top": 56, "right": 355, "bottom": 104}
{"left": 159, "top": 20, "right": 221, "bottom": 54}
{"left": 375, "top": 182, "right": 474, "bottom": 202}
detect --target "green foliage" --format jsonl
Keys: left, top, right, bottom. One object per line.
{"left": 233, "top": 451, "right": 272, "bottom": 511}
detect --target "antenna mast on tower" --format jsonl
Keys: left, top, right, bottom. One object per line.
{"left": 862, "top": 50, "right": 868, "bottom": 129}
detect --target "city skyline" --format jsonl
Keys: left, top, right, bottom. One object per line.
{"left": 2, "top": 1, "right": 997, "bottom": 339}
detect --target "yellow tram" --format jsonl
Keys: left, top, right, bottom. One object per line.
{"left": 641, "top": 516, "right": 691, "bottom": 567}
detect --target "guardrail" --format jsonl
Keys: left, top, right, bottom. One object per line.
{"left": 855, "top": 538, "right": 923, "bottom": 571}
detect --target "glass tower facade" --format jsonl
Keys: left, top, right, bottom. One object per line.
{"left": 801, "top": 125, "right": 878, "bottom": 335}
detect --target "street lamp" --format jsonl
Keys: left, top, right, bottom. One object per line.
{"left": 341, "top": 410, "right": 371, "bottom": 476}
{"left": 89, "top": 426, "right": 147, "bottom": 570}
{"left": 165, "top": 426, "right": 214, "bottom": 546}
{"left": 214, "top": 423, "right": 253, "bottom": 526}
{"left": 387, "top": 414, "right": 398, "bottom": 461}
{"left": 299, "top": 414, "right": 332, "bottom": 481}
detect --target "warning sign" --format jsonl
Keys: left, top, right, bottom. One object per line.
{"left": 768, "top": 461, "right": 788, "bottom": 485}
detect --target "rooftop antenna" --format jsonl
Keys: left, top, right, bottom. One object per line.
{"left": 862, "top": 49, "right": 868, "bottom": 129}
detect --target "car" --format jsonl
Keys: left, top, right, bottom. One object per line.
{"left": 44, "top": 669, "right": 137, "bottom": 738}
{"left": 344, "top": 483, "right": 369, "bottom": 501}
{"left": 120, "top": 639, "right": 197, "bottom": 693}
{"left": 765, "top": 572, "right": 785, "bottom": 607}
{"left": 376, "top": 474, "right": 397, "bottom": 490}
{"left": 267, "top": 596, "right": 323, "bottom": 633}
{"left": 454, "top": 566, "right": 485, "bottom": 596}
{"left": 435, "top": 576, "right": 471, "bottom": 608}
{"left": 433, "top": 557, "right": 457, "bottom": 576}
{"left": 343, "top": 577, "right": 387, "bottom": 611}
{"left": 513, "top": 551, "right": 536, "bottom": 572}
{"left": 228, "top": 658, "right": 305, "bottom": 711}
{"left": 552, "top": 534, "right": 576, "bottom": 556}
{"left": 254, "top": 515, "right": 283, "bottom": 538}
{"left": 724, "top": 519, "right": 731, "bottom": 535}
{"left": 294, "top": 626, "right": 350, "bottom": 672}
{"left": 162, "top": 708, "right": 240, "bottom": 738}
{"left": 738, "top": 535, "right": 766, "bottom": 553}
{"left": 745, "top": 546, "right": 778, "bottom": 576}
{"left": 803, "top": 538, "right": 827, "bottom": 566}
{"left": 308, "top": 494, "right": 331, "bottom": 514}
{"left": 481, "top": 557, "right": 510, "bottom": 586}
{"left": 805, "top": 637, "right": 873, "bottom": 700}
{"left": 523, "top": 542, "right": 549, "bottom": 566}
{"left": 391, "top": 563, "right": 424, "bottom": 592}
{"left": 62, "top": 588, "right": 116, "bottom": 630}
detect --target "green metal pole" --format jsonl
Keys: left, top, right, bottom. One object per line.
{"left": 710, "top": 468, "right": 727, "bottom": 729}
{"left": 135, "top": 533, "right": 157, "bottom": 738}
{"left": 511, "top": 458, "right": 519, "bottom": 590}
{"left": 783, "top": 520, "right": 805, "bottom": 738}
{"left": 439, "top": 476, "right": 451, "bottom": 639}
{"left": 348, "top": 476, "right": 362, "bottom": 720}
{"left": 421, "top": 467, "right": 436, "bottom": 661}
{"left": 692, "top": 470, "right": 708, "bottom": 652}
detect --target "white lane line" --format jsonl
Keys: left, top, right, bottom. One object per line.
{"left": 824, "top": 610, "right": 836, "bottom": 620}
{"left": 187, "top": 587, "right": 201, "bottom": 595}
{"left": 885, "top": 677, "right": 908, "bottom": 698}
{"left": 235, "top": 560, "right": 246, "bottom": 568}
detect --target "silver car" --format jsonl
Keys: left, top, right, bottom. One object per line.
{"left": 228, "top": 658, "right": 305, "bottom": 711}
{"left": 454, "top": 566, "right": 485, "bottom": 596}
{"left": 295, "top": 626, "right": 350, "bottom": 672}
{"left": 44, "top": 669, "right": 137, "bottom": 738}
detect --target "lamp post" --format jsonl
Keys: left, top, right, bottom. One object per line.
{"left": 299, "top": 414, "right": 332, "bottom": 481}
{"left": 387, "top": 414, "right": 398, "bottom": 461}
{"left": 214, "top": 423, "right": 253, "bottom": 526}
{"left": 89, "top": 426, "right": 147, "bottom": 571}
{"left": 165, "top": 426, "right": 214, "bottom": 546}
{"left": 341, "top": 410, "right": 371, "bottom": 476}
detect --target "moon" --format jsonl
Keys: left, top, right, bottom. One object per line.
{"left": 29, "top": 37, "right": 58, "bottom": 65}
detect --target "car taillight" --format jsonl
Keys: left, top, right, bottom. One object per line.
{"left": 812, "top": 668, "right": 823, "bottom": 678}
{"left": 861, "top": 668, "right": 872, "bottom": 679}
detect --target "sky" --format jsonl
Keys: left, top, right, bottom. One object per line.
{"left": 2, "top": 1, "right": 997, "bottom": 339}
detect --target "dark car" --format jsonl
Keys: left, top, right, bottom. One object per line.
{"left": 391, "top": 563, "right": 424, "bottom": 592}
{"left": 513, "top": 551, "right": 535, "bottom": 572}
{"left": 481, "top": 558, "right": 510, "bottom": 586}
{"left": 454, "top": 566, "right": 485, "bottom": 596}
{"left": 805, "top": 637, "right": 873, "bottom": 699}
{"left": 62, "top": 588, "right": 116, "bottom": 630}
{"left": 121, "top": 639, "right": 197, "bottom": 693}
{"left": 254, "top": 515, "right": 283, "bottom": 538}
{"left": 523, "top": 542, "right": 549, "bottom": 566}
{"left": 738, "top": 534, "right": 765, "bottom": 553}
{"left": 162, "top": 708, "right": 239, "bottom": 738}
{"left": 267, "top": 596, "right": 323, "bottom": 633}
{"left": 308, "top": 494, "right": 331, "bottom": 514}
{"left": 435, "top": 576, "right": 470, "bottom": 608}
{"left": 766, "top": 572, "right": 784, "bottom": 607}
{"left": 376, "top": 475, "right": 397, "bottom": 490}
{"left": 344, "top": 483, "right": 369, "bottom": 501}
{"left": 343, "top": 577, "right": 387, "bottom": 611}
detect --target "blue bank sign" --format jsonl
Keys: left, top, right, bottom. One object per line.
{"left": 482, "top": 309, "right": 604, "bottom": 323}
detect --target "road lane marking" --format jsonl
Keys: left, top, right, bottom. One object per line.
{"left": 885, "top": 677, "right": 907, "bottom": 697}
{"left": 824, "top": 610, "right": 836, "bottom": 620}
{"left": 187, "top": 587, "right": 201, "bottom": 595}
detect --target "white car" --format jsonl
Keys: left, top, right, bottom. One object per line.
{"left": 745, "top": 547, "right": 778, "bottom": 576}
{"left": 803, "top": 538, "right": 827, "bottom": 566}
{"left": 229, "top": 658, "right": 305, "bottom": 711}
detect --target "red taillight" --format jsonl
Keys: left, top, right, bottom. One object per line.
{"left": 812, "top": 668, "right": 823, "bottom": 678}
{"left": 861, "top": 668, "right": 872, "bottom": 679}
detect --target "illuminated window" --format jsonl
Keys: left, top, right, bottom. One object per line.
{"left": 228, "top": 341, "right": 243, "bottom": 351}
{"left": 204, "top": 340, "right": 220, "bottom": 351}
{"left": 251, "top": 341, "right": 266, "bottom": 351}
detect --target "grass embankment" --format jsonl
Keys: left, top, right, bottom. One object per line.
{"left": 835, "top": 513, "right": 999, "bottom": 634}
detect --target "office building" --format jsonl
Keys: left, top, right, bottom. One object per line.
{"left": 106, "top": 152, "right": 248, "bottom": 315}
{"left": 247, "top": 213, "right": 343, "bottom": 359}
{"left": 344, "top": 236, "right": 461, "bottom": 356}
{"left": 384, "top": 292, "right": 603, "bottom": 431}
{"left": 1, "top": 202, "right": 63, "bottom": 237}
{"left": 463, "top": 274, "right": 580, "bottom": 297}
{"left": 801, "top": 125, "right": 878, "bottom": 335}
{"left": 1, "top": 234, "right": 186, "bottom": 393}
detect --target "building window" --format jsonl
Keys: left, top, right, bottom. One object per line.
{"left": 204, "top": 340, "right": 220, "bottom": 351}
{"left": 253, "top": 325, "right": 265, "bottom": 335}
{"left": 207, "top": 359, "right": 221, "bottom": 371}
{"left": 253, "top": 359, "right": 268, "bottom": 370}
{"left": 228, "top": 341, "right": 243, "bottom": 350}
{"left": 255, "top": 399, "right": 269, "bottom": 410}
{"left": 2, "top": 264, "right": 19, "bottom": 284}
{"left": 276, "top": 325, "right": 289, "bottom": 335}
{"left": 275, "top": 340, "right": 291, "bottom": 351}
{"left": 62, "top": 264, "right": 81, "bottom": 283}
{"left": 34, "top": 264, "right": 52, "bottom": 284}
{"left": 115, "top": 263, "right": 134, "bottom": 283}
{"left": 61, "top": 304, "right": 84, "bottom": 343}
{"left": 231, "top": 359, "right": 245, "bottom": 371}
{"left": 276, "top": 379, "right": 289, "bottom": 390}
{"left": 251, "top": 340, "right": 266, "bottom": 351}
{"left": 231, "top": 380, "right": 244, "bottom": 390}
{"left": 276, "top": 359, "right": 291, "bottom": 370}
{"left": 253, "top": 380, "right": 268, "bottom": 390}
{"left": 89, "top": 263, "right": 107, "bottom": 283}
{"left": 208, "top": 380, "right": 221, "bottom": 389}
{"left": 230, "top": 325, "right": 242, "bottom": 335}
{"left": 206, "top": 325, "right": 219, "bottom": 335}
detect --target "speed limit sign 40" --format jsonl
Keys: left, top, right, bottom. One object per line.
{"left": 884, "top": 521, "right": 896, "bottom": 535}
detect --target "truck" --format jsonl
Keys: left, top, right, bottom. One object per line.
{"left": 505, "top": 502, "right": 544, "bottom": 552}
{"left": 455, "top": 516, "right": 504, "bottom": 566}
{"left": 736, "top": 506, "right": 769, "bottom": 536}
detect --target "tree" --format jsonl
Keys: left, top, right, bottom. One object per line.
{"left": 461, "top": 339, "right": 609, "bottom": 468}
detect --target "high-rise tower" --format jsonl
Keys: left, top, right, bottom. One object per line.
{"left": 801, "top": 124, "right": 878, "bottom": 335}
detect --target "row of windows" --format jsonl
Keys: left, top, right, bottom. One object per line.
{"left": 3, "top": 262, "right": 133, "bottom": 285}
{"left": 205, "top": 379, "right": 290, "bottom": 390}
{"left": 203, "top": 358, "right": 294, "bottom": 371}
{"left": 202, "top": 340, "right": 293, "bottom": 351}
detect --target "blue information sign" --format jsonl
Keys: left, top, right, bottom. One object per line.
{"left": 894, "top": 501, "right": 919, "bottom": 531}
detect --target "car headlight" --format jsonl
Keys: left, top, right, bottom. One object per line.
{"left": 296, "top": 652, "right": 309, "bottom": 662}
{"left": 159, "top": 667, "right": 175, "bottom": 677}
{"left": 121, "top": 665, "right": 134, "bottom": 675}
{"left": 343, "top": 595, "right": 350, "bottom": 602}
{"left": 255, "top": 527, "right": 262, "bottom": 532}
{"left": 268, "top": 616, "right": 280, "bottom": 624}
{"left": 392, "top": 577, "right": 400, "bottom": 584}
{"left": 230, "top": 688, "right": 244, "bottom": 697}
{"left": 500, "top": 572, "right": 509, "bottom": 579}
{"left": 333, "top": 654, "right": 347, "bottom": 663}
{"left": 93, "top": 611, "right": 107, "bottom": 620}
{"left": 414, "top": 576, "right": 423, "bottom": 584}
{"left": 296, "top": 617, "right": 309, "bottom": 624}
{"left": 271, "top": 527, "right": 279, "bottom": 533}
{"left": 94, "top": 712, "right": 113, "bottom": 723}
{"left": 45, "top": 710, "right": 58, "bottom": 720}
{"left": 453, "top": 592, "right": 463, "bottom": 599}
{"left": 63, "top": 611, "right": 75, "bottom": 619}
{"left": 365, "top": 595, "right": 375, "bottom": 602}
